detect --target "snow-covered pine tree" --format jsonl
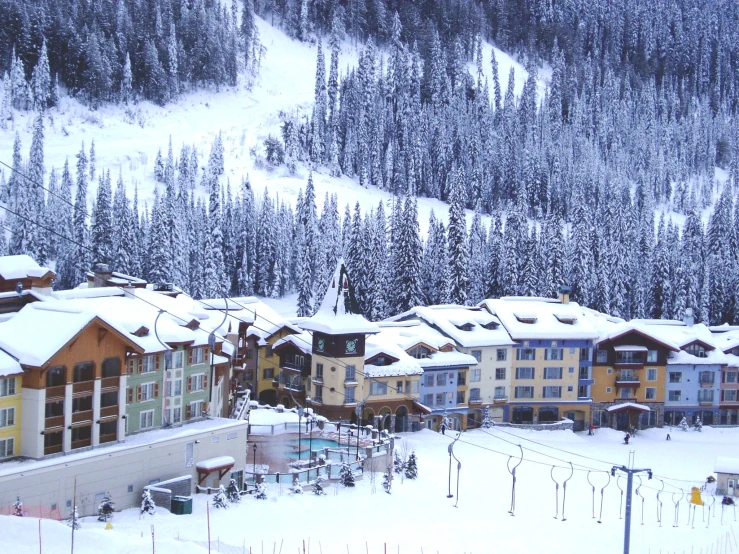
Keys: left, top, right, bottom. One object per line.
{"left": 141, "top": 490, "right": 156, "bottom": 515}
{"left": 13, "top": 495, "right": 22, "bottom": 516}
{"left": 31, "top": 39, "right": 51, "bottom": 110}
{"left": 393, "top": 450, "right": 404, "bottom": 474}
{"left": 154, "top": 149, "right": 164, "bottom": 183}
{"left": 73, "top": 142, "right": 90, "bottom": 285}
{"left": 67, "top": 505, "right": 81, "bottom": 529}
{"left": 694, "top": 417, "right": 702, "bottom": 432}
{"left": 91, "top": 170, "right": 113, "bottom": 265}
{"left": 212, "top": 485, "right": 228, "bottom": 508}
{"left": 482, "top": 406, "right": 494, "bottom": 428}
{"left": 121, "top": 53, "right": 133, "bottom": 104}
{"left": 339, "top": 462, "right": 355, "bottom": 487}
{"left": 54, "top": 159, "right": 76, "bottom": 289}
{"left": 254, "top": 482, "right": 267, "bottom": 500}
{"left": 97, "top": 495, "right": 115, "bottom": 521}
{"left": 311, "top": 476, "right": 326, "bottom": 495}
{"left": 290, "top": 479, "right": 304, "bottom": 494}
{"left": 447, "top": 165, "right": 469, "bottom": 305}
{"left": 382, "top": 467, "right": 392, "bottom": 494}
{"left": 404, "top": 452, "right": 418, "bottom": 479}
{"left": 679, "top": 417, "right": 689, "bottom": 431}
{"left": 226, "top": 478, "right": 241, "bottom": 503}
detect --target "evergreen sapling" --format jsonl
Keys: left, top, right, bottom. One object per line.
{"left": 67, "top": 505, "right": 81, "bottom": 529}
{"left": 339, "top": 462, "right": 355, "bottom": 487}
{"left": 97, "top": 495, "right": 114, "bottom": 522}
{"left": 141, "top": 490, "right": 156, "bottom": 515}
{"left": 312, "top": 476, "right": 326, "bottom": 496}
{"left": 679, "top": 417, "right": 689, "bottom": 431}
{"left": 694, "top": 416, "right": 702, "bottom": 432}
{"left": 393, "top": 450, "right": 404, "bottom": 474}
{"left": 212, "top": 485, "right": 228, "bottom": 509}
{"left": 13, "top": 495, "right": 23, "bottom": 516}
{"left": 482, "top": 407, "right": 494, "bottom": 428}
{"left": 382, "top": 468, "right": 392, "bottom": 494}
{"left": 404, "top": 452, "right": 418, "bottom": 480}
{"left": 254, "top": 482, "right": 267, "bottom": 500}
{"left": 226, "top": 478, "right": 241, "bottom": 503}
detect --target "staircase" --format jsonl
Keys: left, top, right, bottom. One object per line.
{"left": 231, "top": 389, "right": 251, "bottom": 420}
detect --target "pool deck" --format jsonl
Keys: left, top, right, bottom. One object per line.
{"left": 249, "top": 431, "right": 374, "bottom": 473}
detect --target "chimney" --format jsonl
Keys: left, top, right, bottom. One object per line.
{"left": 683, "top": 307, "right": 695, "bottom": 327}
{"left": 92, "top": 263, "right": 112, "bottom": 288}
{"left": 558, "top": 285, "right": 571, "bottom": 305}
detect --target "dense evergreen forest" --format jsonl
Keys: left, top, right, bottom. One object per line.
{"left": 1, "top": 0, "right": 739, "bottom": 326}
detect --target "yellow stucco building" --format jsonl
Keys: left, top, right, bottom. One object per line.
{"left": 0, "top": 350, "right": 23, "bottom": 459}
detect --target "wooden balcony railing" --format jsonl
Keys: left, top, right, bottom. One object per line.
{"left": 100, "top": 405, "right": 119, "bottom": 419}
{"left": 46, "top": 385, "right": 65, "bottom": 400}
{"left": 44, "top": 444, "right": 63, "bottom": 456}
{"left": 71, "top": 410, "right": 93, "bottom": 424}
{"left": 71, "top": 438, "right": 92, "bottom": 450}
{"left": 101, "top": 376, "right": 120, "bottom": 390}
{"left": 99, "top": 432, "right": 117, "bottom": 444}
{"left": 72, "top": 381, "right": 94, "bottom": 395}
{"left": 44, "top": 415, "right": 65, "bottom": 429}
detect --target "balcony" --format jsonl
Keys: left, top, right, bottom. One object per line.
{"left": 274, "top": 373, "right": 305, "bottom": 392}
{"left": 493, "top": 395, "right": 508, "bottom": 403}
{"left": 71, "top": 410, "right": 93, "bottom": 424}
{"left": 101, "top": 376, "right": 119, "bottom": 390}
{"left": 698, "top": 393, "right": 714, "bottom": 406}
{"left": 44, "top": 444, "right": 63, "bottom": 456}
{"left": 468, "top": 397, "right": 483, "bottom": 406}
{"left": 72, "top": 381, "right": 94, "bottom": 395}
{"left": 71, "top": 437, "right": 92, "bottom": 450}
{"left": 46, "top": 385, "right": 65, "bottom": 400}
{"left": 99, "top": 432, "right": 117, "bottom": 444}
{"left": 615, "top": 372, "right": 641, "bottom": 387}
{"left": 311, "top": 375, "right": 324, "bottom": 385}
{"left": 699, "top": 377, "right": 715, "bottom": 388}
{"left": 344, "top": 379, "right": 358, "bottom": 387}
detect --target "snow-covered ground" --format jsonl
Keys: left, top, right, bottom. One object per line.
{"left": 0, "top": 17, "right": 536, "bottom": 235}
{"left": 4, "top": 425, "right": 737, "bottom": 554}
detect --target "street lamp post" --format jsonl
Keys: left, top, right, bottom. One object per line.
{"left": 306, "top": 397, "right": 313, "bottom": 464}
{"left": 355, "top": 405, "right": 362, "bottom": 462}
{"left": 297, "top": 406, "right": 304, "bottom": 460}
{"left": 252, "top": 443, "right": 258, "bottom": 484}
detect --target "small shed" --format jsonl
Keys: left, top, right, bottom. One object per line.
{"left": 714, "top": 457, "right": 739, "bottom": 497}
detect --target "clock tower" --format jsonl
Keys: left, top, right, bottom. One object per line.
{"left": 300, "top": 260, "right": 379, "bottom": 421}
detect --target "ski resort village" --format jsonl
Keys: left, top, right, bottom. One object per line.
{"left": 4, "top": 0, "right": 739, "bottom": 552}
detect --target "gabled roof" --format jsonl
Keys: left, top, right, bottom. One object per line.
{"left": 0, "top": 348, "right": 22, "bottom": 377}
{"left": 597, "top": 323, "right": 681, "bottom": 352}
{"left": 273, "top": 331, "right": 313, "bottom": 355}
{"left": 0, "top": 254, "right": 55, "bottom": 281}
{"left": 481, "top": 298, "right": 600, "bottom": 341}
{"left": 218, "top": 297, "right": 302, "bottom": 344}
{"left": 386, "top": 305, "right": 515, "bottom": 348}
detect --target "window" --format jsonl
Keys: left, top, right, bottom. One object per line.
{"left": 647, "top": 350, "right": 658, "bottom": 363}
{"left": 686, "top": 344, "right": 707, "bottom": 358}
{"left": 314, "top": 385, "right": 323, "bottom": 402}
{"left": 141, "top": 356, "right": 155, "bottom": 373}
{"left": 397, "top": 381, "right": 404, "bottom": 394}
{"left": 140, "top": 383, "right": 156, "bottom": 401}
{"left": 620, "top": 388, "right": 632, "bottom": 399}
{"left": 423, "top": 394, "right": 433, "bottom": 406}
{"left": 471, "top": 350, "right": 482, "bottom": 363}
{"left": 699, "top": 372, "right": 714, "bottom": 385}
{"left": 645, "top": 387, "right": 657, "bottom": 400}
{"left": 569, "top": 367, "right": 574, "bottom": 373}
{"left": 0, "top": 377, "right": 16, "bottom": 396}
{"left": 266, "top": 346, "right": 273, "bottom": 358}
{"left": 245, "top": 349, "right": 253, "bottom": 359}
{"left": 516, "top": 348, "right": 535, "bottom": 361}
{"left": 456, "top": 391, "right": 465, "bottom": 404}
{"left": 580, "top": 348, "right": 590, "bottom": 361}
{"left": 724, "top": 371, "right": 738, "bottom": 383}
{"left": 140, "top": 410, "right": 154, "bottom": 429}
{"left": 166, "top": 351, "right": 184, "bottom": 370}
{"left": 436, "top": 373, "right": 446, "bottom": 386}
{"left": 424, "top": 374, "right": 434, "bottom": 387}
{"left": 647, "top": 368, "right": 657, "bottom": 381}
{"left": 669, "top": 372, "right": 682, "bottom": 383}
{"left": 544, "top": 348, "right": 564, "bottom": 361}
{"left": 578, "top": 385, "right": 590, "bottom": 398}
{"left": 410, "top": 381, "right": 419, "bottom": 394}
{"left": 101, "top": 391, "right": 118, "bottom": 408}
{"left": 543, "top": 367, "right": 563, "bottom": 379}
{"left": 73, "top": 362, "right": 94, "bottom": 382}
{"left": 189, "top": 400, "right": 204, "bottom": 419}
{"left": 263, "top": 368, "right": 274, "bottom": 380}
{"left": 579, "top": 367, "right": 590, "bottom": 379}
{"left": 470, "top": 369, "right": 481, "bottom": 382}
{"left": 515, "top": 367, "right": 534, "bottom": 379}
{"left": 514, "top": 386, "right": 534, "bottom": 399}
{"left": 495, "top": 368, "right": 506, "bottom": 380}
{"left": 723, "top": 390, "right": 738, "bottom": 402}
{"left": 345, "top": 387, "right": 355, "bottom": 403}
{"left": 606, "top": 387, "right": 612, "bottom": 393}
{"left": 0, "top": 407, "right": 15, "bottom": 427}
{"left": 567, "top": 385, "right": 573, "bottom": 392}
{"left": 345, "top": 365, "right": 356, "bottom": 382}
{"left": 698, "top": 390, "right": 714, "bottom": 403}
{"left": 616, "top": 351, "right": 644, "bottom": 364}
{"left": 100, "top": 420, "right": 117, "bottom": 437}
{"left": 101, "top": 358, "right": 120, "bottom": 378}
{"left": 190, "top": 374, "right": 206, "bottom": 391}
{"left": 668, "top": 390, "right": 681, "bottom": 402}
{"left": 435, "top": 393, "right": 444, "bottom": 405}
{"left": 494, "top": 386, "right": 506, "bottom": 398}
{"left": 191, "top": 347, "right": 205, "bottom": 365}
{"left": 542, "top": 386, "right": 562, "bottom": 398}
{"left": 370, "top": 381, "right": 388, "bottom": 395}
{"left": 0, "top": 437, "right": 14, "bottom": 457}
{"left": 70, "top": 425, "right": 91, "bottom": 444}
{"left": 315, "top": 364, "right": 324, "bottom": 378}
{"left": 457, "top": 373, "right": 466, "bottom": 386}
{"left": 45, "top": 401, "right": 63, "bottom": 418}
{"left": 596, "top": 350, "right": 608, "bottom": 363}
{"left": 496, "top": 349, "right": 507, "bottom": 361}
{"left": 72, "top": 395, "right": 93, "bottom": 413}
{"left": 46, "top": 366, "right": 65, "bottom": 387}
{"left": 469, "top": 388, "right": 481, "bottom": 401}
{"left": 409, "top": 346, "right": 431, "bottom": 359}
{"left": 165, "top": 378, "right": 183, "bottom": 397}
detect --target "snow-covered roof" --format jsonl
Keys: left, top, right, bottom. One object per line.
{"left": 299, "top": 260, "right": 379, "bottom": 336}
{"left": 0, "top": 254, "right": 55, "bottom": 280}
{"left": 273, "top": 331, "right": 313, "bottom": 355}
{"left": 480, "top": 298, "right": 600, "bottom": 341}
{"left": 213, "top": 297, "right": 301, "bottom": 344}
{"left": 196, "top": 456, "right": 235, "bottom": 471}
{"left": 386, "top": 305, "right": 515, "bottom": 348}
{"left": 715, "top": 457, "right": 739, "bottom": 474}
{"left": 614, "top": 345, "right": 649, "bottom": 352}
{"left": 606, "top": 402, "right": 651, "bottom": 412}
{"left": 626, "top": 320, "right": 728, "bottom": 364}
{"left": 597, "top": 322, "right": 681, "bottom": 351}
{"left": 0, "top": 348, "right": 22, "bottom": 377}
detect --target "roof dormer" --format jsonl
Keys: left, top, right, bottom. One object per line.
{"left": 514, "top": 313, "right": 537, "bottom": 324}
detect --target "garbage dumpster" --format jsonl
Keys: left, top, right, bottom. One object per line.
{"left": 171, "top": 495, "right": 192, "bottom": 515}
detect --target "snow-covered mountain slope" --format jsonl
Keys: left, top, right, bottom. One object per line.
{"left": 0, "top": 17, "right": 537, "bottom": 233}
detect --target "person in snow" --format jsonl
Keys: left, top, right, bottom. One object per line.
{"left": 624, "top": 432, "right": 630, "bottom": 445}
{"left": 588, "top": 424, "right": 594, "bottom": 436}
{"left": 440, "top": 420, "right": 447, "bottom": 435}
